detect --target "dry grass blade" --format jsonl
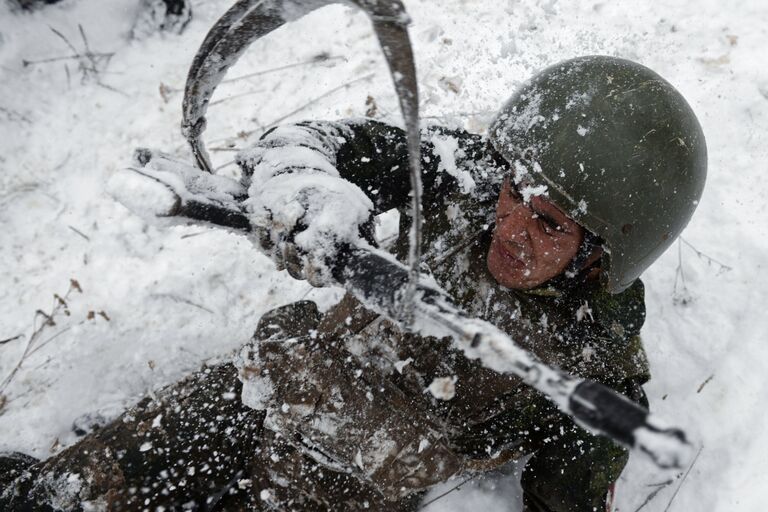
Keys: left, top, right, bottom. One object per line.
{"left": 78, "top": 24, "right": 97, "bottom": 71}
{"left": 664, "top": 445, "right": 704, "bottom": 512}
{"left": 68, "top": 225, "right": 91, "bottom": 241}
{"left": 32, "top": 25, "right": 119, "bottom": 90}
{"left": 150, "top": 293, "right": 215, "bottom": 314}
{"left": 212, "top": 72, "right": 376, "bottom": 148}
{"left": 696, "top": 374, "right": 714, "bottom": 393}
{"left": 633, "top": 479, "right": 675, "bottom": 512}
{"left": 22, "top": 52, "right": 114, "bottom": 68}
{"left": 680, "top": 237, "right": 732, "bottom": 274}
{"left": 48, "top": 25, "right": 79, "bottom": 56}
{"left": 0, "top": 279, "right": 84, "bottom": 394}
{"left": 221, "top": 54, "right": 344, "bottom": 86}
{"left": 0, "top": 334, "right": 25, "bottom": 345}
{"left": 419, "top": 474, "right": 478, "bottom": 509}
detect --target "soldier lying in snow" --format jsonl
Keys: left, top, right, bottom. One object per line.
{"left": 0, "top": 4, "right": 705, "bottom": 509}
{"left": 7, "top": 56, "right": 703, "bottom": 511}
{"left": 226, "top": 56, "right": 705, "bottom": 511}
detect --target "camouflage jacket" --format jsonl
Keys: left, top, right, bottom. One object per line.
{"left": 236, "top": 119, "right": 650, "bottom": 499}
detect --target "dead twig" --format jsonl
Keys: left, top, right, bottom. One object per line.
{"left": 0, "top": 334, "right": 25, "bottom": 345}
{"left": 419, "top": 474, "right": 479, "bottom": 509}
{"left": 96, "top": 81, "right": 129, "bottom": 97}
{"left": 150, "top": 293, "right": 215, "bottom": 314}
{"left": 680, "top": 237, "right": 732, "bottom": 275}
{"left": 209, "top": 89, "right": 266, "bottom": 107}
{"left": 633, "top": 479, "right": 674, "bottom": 512}
{"left": 696, "top": 374, "right": 714, "bottom": 393}
{"left": 269, "top": 73, "right": 376, "bottom": 128}
{"left": 33, "top": 25, "right": 117, "bottom": 91}
{"left": 78, "top": 24, "right": 98, "bottom": 75}
{"left": 23, "top": 308, "right": 108, "bottom": 359}
{"left": 160, "top": 54, "right": 344, "bottom": 102}
{"left": 180, "top": 231, "right": 208, "bottom": 239}
{"left": 674, "top": 237, "right": 731, "bottom": 305}
{"left": 210, "top": 56, "right": 346, "bottom": 106}
{"left": 26, "top": 326, "right": 74, "bottom": 358}
{"left": 0, "top": 281, "right": 106, "bottom": 408}
{"left": 208, "top": 146, "right": 241, "bottom": 152}
{"left": 22, "top": 52, "right": 115, "bottom": 68}
{"left": 663, "top": 445, "right": 703, "bottom": 511}
{"left": 221, "top": 53, "right": 343, "bottom": 86}
{"left": 0, "top": 279, "right": 84, "bottom": 394}
{"left": 48, "top": 25, "right": 80, "bottom": 59}
{"left": 212, "top": 72, "right": 376, "bottom": 151}
{"left": 68, "top": 225, "right": 91, "bottom": 242}
{"left": 210, "top": 73, "right": 375, "bottom": 171}
{"left": 673, "top": 239, "right": 692, "bottom": 306}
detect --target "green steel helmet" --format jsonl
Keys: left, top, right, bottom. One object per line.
{"left": 489, "top": 55, "right": 707, "bottom": 293}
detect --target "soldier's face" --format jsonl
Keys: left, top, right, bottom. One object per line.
{"left": 488, "top": 179, "right": 585, "bottom": 289}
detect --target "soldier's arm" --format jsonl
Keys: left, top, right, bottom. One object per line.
{"left": 237, "top": 119, "right": 492, "bottom": 214}
{"left": 110, "top": 120, "right": 493, "bottom": 283}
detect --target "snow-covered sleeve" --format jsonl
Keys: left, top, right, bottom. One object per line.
{"left": 235, "top": 120, "right": 501, "bottom": 259}
{"left": 238, "top": 119, "right": 496, "bottom": 214}
{"left": 237, "top": 119, "right": 411, "bottom": 215}
{"left": 236, "top": 121, "right": 376, "bottom": 258}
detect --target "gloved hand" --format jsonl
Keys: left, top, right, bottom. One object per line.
{"left": 245, "top": 171, "right": 374, "bottom": 286}
{"left": 107, "top": 148, "right": 249, "bottom": 230}
{"left": 109, "top": 148, "right": 374, "bottom": 287}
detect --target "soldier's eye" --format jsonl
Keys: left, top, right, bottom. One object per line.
{"left": 537, "top": 213, "right": 560, "bottom": 231}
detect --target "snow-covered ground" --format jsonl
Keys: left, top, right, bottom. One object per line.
{"left": 1, "top": 0, "right": 766, "bottom": 510}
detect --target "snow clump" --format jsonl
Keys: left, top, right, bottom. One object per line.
{"left": 426, "top": 376, "right": 458, "bottom": 400}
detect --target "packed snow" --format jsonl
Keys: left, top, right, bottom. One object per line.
{"left": 1, "top": 0, "right": 767, "bottom": 510}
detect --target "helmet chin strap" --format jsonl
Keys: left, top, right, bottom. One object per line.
{"left": 181, "top": 0, "right": 423, "bottom": 319}
{"left": 566, "top": 230, "right": 604, "bottom": 279}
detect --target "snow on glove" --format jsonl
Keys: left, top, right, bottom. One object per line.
{"left": 107, "top": 148, "right": 248, "bottom": 230}
{"left": 244, "top": 172, "right": 373, "bottom": 286}
{"left": 238, "top": 122, "right": 374, "bottom": 286}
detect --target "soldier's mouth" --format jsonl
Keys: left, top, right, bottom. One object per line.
{"left": 489, "top": 236, "right": 528, "bottom": 271}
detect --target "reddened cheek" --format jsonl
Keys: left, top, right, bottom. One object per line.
{"left": 491, "top": 184, "right": 587, "bottom": 289}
